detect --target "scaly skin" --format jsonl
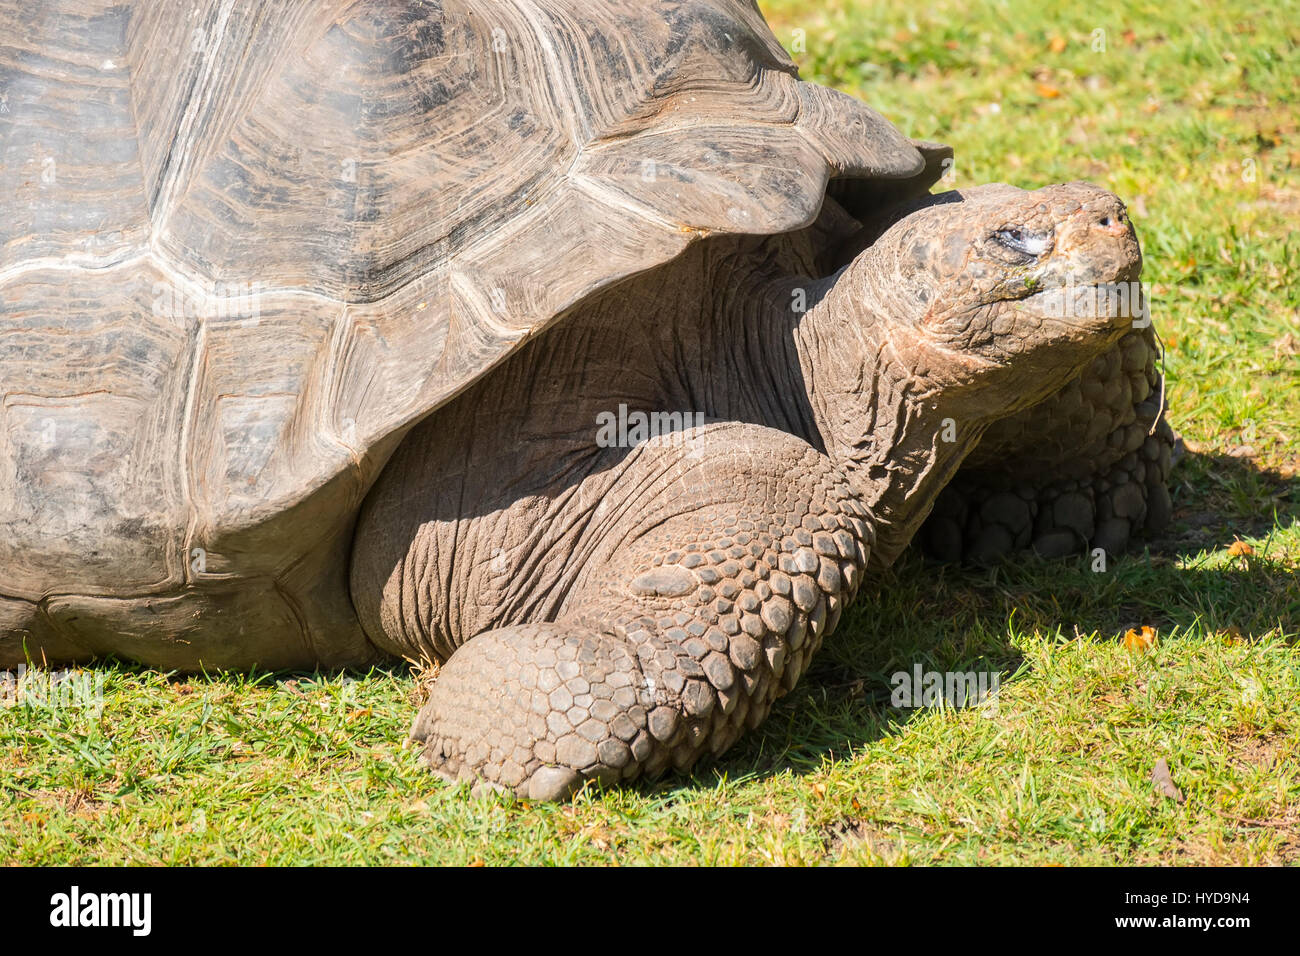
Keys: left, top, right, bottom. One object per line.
{"left": 921, "top": 325, "right": 1176, "bottom": 562}
{"left": 407, "top": 425, "right": 869, "bottom": 798}
{"left": 352, "top": 182, "right": 1152, "bottom": 798}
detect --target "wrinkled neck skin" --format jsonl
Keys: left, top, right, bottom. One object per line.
{"left": 354, "top": 229, "right": 992, "bottom": 656}
{"left": 625, "top": 233, "right": 993, "bottom": 571}
{"left": 751, "top": 253, "right": 989, "bottom": 569}
{"left": 402, "top": 228, "right": 993, "bottom": 582}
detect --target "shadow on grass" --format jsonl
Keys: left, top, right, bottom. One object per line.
{"left": 697, "top": 449, "right": 1298, "bottom": 790}
{"left": 51, "top": 452, "right": 1295, "bottom": 802}
{"left": 1156, "top": 448, "right": 1298, "bottom": 556}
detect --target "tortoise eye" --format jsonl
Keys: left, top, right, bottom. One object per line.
{"left": 993, "top": 227, "right": 1050, "bottom": 257}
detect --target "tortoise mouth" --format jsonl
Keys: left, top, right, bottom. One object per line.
{"left": 923, "top": 265, "right": 1146, "bottom": 365}
{"left": 1018, "top": 255, "right": 1146, "bottom": 331}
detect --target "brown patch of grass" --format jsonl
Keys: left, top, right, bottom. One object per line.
{"left": 405, "top": 655, "right": 441, "bottom": 709}
{"left": 1227, "top": 731, "right": 1288, "bottom": 770}
{"left": 820, "top": 817, "right": 904, "bottom": 862}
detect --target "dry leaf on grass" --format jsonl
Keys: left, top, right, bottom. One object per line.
{"left": 1124, "top": 625, "right": 1158, "bottom": 653}
{"left": 1151, "top": 758, "right": 1186, "bottom": 803}
{"left": 1219, "top": 625, "right": 1246, "bottom": 644}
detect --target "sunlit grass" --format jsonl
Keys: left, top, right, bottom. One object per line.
{"left": 2, "top": 0, "right": 1295, "bottom": 865}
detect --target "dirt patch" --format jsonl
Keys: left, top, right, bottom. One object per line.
{"left": 1227, "top": 731, "right": 1290, "bottom": 771}
{"left": 1224, "top": 732, "right": 1298, "bottom": 863}
{"left": 820, "top": 817, "right": 903, "bottom": 861}
{"left": 6, "top": 786, "right": 107, "bottom": 822}
{"left": 60, "top": 788, "right": 104, "bottom": 817}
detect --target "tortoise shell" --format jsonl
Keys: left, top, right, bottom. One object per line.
{"left": 0, "top": 0, "right": 930, "bottom": 660}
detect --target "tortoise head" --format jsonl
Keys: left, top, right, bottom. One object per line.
{"left": 802, "top": 181, "right": 1146, "bottom": 567}
{"left": 860, "top": 181, "right": 1144, "bottom": 413}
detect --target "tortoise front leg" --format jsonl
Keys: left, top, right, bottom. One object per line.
{"left": 921, "top": 326, "right": 1177, "bottom": 564}
{"left": 407, "top": 424, "right": 871, "bottom": 799}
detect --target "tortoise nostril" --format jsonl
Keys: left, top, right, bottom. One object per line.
{"left": 1099, "top": 216, "right": 1114, "bottom": 227}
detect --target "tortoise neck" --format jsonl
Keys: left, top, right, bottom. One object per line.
{"left": 782, "top": 261, "right": 987, "bottom": 568}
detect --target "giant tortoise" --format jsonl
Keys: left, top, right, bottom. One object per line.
{"left": 0, "top": 0, "right": 1172, "bottom": 798}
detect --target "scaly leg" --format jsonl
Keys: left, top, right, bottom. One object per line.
{"left": 403, "top": 424, "right": 870, "bottom": 799}
{"left": 921, "top": 327, "right": 1177, "bottom": 563}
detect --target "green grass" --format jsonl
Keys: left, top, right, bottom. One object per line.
{"left": 2, "top": 0, "right": 1297, "bottom": 865}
